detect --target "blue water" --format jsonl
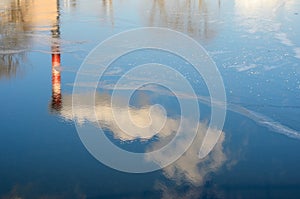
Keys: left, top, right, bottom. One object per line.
{"left": 1, "top": 0, "right": 300, "bottom": 198}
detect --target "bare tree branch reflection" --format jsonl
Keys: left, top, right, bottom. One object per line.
{"left": 0, "top": 0, "right": 30, "bottom": 79}
{"left": 0, "top": 0, "right": 61, "bottom": 79}
{"left": 101, "top": 0, "right": 114, "bottom": 26}
{"left": 64, "top": 0, "right": 77, "bottom": 9}
{"left": 147, "top": 0, "right": 220, "bottom": 41}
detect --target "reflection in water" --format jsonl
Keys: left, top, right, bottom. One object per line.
{"left": 64, "top": 0, "right": 77, "bottom": 9}
{"left": 59, "top": 93, "right": 179, "bottom": 140}
{"left": 1, "top": 0, "right": 62, "bottom": 106}
{"left": 101, "top": 0, "right": 114, "bottom": 26}
{"left": 0, "top": 0, "right": 29, "bottom": 78}
{"left": 153, "top": 124, "right": 226, "bottom": 198}
{"left": 235, "top": 0, "right": 284, "bottom": 33}
{"left": 1, "top": 0, "right": 299, "bottom": 198}
{"left": 147, "top": 0, "right": 220, "bottom": 41}
{"left": 50, "top": 11, "right": 62, "bottom": 112}
{"left": 0, "top": 51, "right": 26, "bottom": 79}
{"left": 64, "top": 0, "right": 219, "bottom": 41}
{"left": 147, "top": 114, "right": 226, "bottom": 198}
{"left": 51, "top": 54, "right": 62, "bottom": 112}
{"left": 2, "top": 183, "right": 86, "bottom": 199}
{"left": 54, "top": 91, "right": 226, "bottom": 198}
{"left": 235, "top": 0, "right": 300, "bottom": 60}
{"left": 150, "top": 125, "right": 225, "bottom": 185}
{"left": 0, "top": 0, "right": 60, "bottom": 79}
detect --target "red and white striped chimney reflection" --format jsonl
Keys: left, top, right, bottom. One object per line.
{"left": 50, "top": 0, "right": 61, "bottom": 112}
{"left": 51, "top": 43, "right": 62, "bottom": 112}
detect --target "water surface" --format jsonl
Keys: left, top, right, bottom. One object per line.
{"left": 1, "top": 0, "right": 300, "bottom": 198}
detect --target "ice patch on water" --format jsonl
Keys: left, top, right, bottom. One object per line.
{"left": 237, "top": 64, "right": 257, "bottom": 72}
{"left": 175, "top": 94, "right": 300, "bottom": 140}
{"left": 0, "top": 49, "right": 27, "bottom": 55}
{"left": 25, "top": 33, "right": 87, "bottom": 46}
{"left": 205, "top": 99, "right": 300, "bottom": 140}
{"left": 228, "top": 64, "right": 257, "bottom": 72}
{"left": 273, "top": 32, "right": 300, "bottom": 61}
{"left": 208, "top": 50, "right": 231, "bottom": 55}
{"left": 244, "top": 109, "right": 300, "bottom": 139}
{"left": 294, "top": 47, "right": 300, "bottom": 59}
{"left": 0, "top": 32, "right": 87, "bottom": 55}
{"left": 275, "top": 32, "right": 294, "bottom": 46}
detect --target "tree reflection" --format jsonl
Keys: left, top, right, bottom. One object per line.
{"left": 101, "top": 0, "right": 114, "bottom": 26}
{"left": 0, "top": 0, "right": 60, "bottom": 79}
{"left": 64, "top": 0, "right": 77, "bottom": 9}
{"left": 0, "top": 0, "right": 30, "bottom": 79}
{"left": 147, "top": 0, "right": 220, "bottom": 41}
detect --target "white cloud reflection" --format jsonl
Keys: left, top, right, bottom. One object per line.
{"left": 60, "top": 93, "right": 180, "bottom": 141}
{"left": 56, "top": 86, "right": 298, "bottom": 199}
{"left": 63, "top": 81, "right": 300, "bottom": 141}
{"left": 150, "top": 123, "right": 226, "bottom": 186}
{"left": 150, "top": 122, "right": 226, "bottom": 199}
{"left": 58, "top": 91, "right": 226, "bottom": 194}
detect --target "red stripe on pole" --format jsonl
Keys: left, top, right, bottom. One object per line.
{"left": 52, "top": 54, "right": 61, "bottom": 67}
